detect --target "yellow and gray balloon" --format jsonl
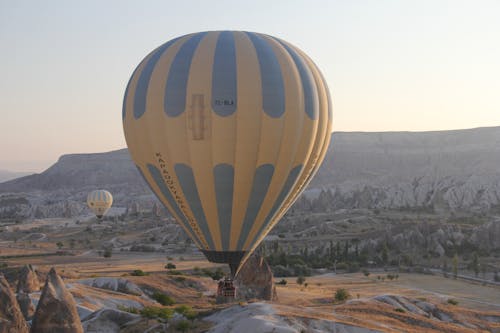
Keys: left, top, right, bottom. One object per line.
{"left": 87, "top": 190, "right": 113, "bottom": 219}
{"left": 123, "top": 31, "right": 332, "bottom": 275}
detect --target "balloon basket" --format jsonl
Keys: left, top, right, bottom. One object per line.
{"left": 216, "top": 277, "right": 236, "bottom": 303}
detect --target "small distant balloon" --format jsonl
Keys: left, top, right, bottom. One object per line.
{"left": 123, "top": 31, "right": 332, "bottom": 276}
{"left": 87, "top": 190, "right": 113, "bottom": 219}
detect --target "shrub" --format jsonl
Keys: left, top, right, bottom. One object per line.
{"left": 347, "top": 262, "right": 360, "bottom": 273}
{"left": 103, "top": 248, "right": 112, "bottom": 258}
{"left": 165, "top": 262, "right": 176, "bottom": 269}
{"left": 175, "top": 276, "right": 186, "bottom": 282}
{"left": 276, "top": 279, "right": 287, "bottom": 285}
{"left": 394, "top": 308, "right": 405, "bottom": 313}
{"left": 117, "top": 305, "right": 139, "bottom": 314}
{"left": 272, "top": 265, "right": 293, "bottom": 277}
{"left": 152, "top": 292, "right": 175, "bottom": 306}
{"left": 166, "top": 270, "right": 183, "bottom": 276}
{"left": 334, "top": 288, "right": 350, "bottom": 302}
{"left": 362, "top": 269, "right": 370, "bottom": 277}
{"left": 201, "top": 267, "right": 225, "bottom": 280}
{"left": 447, "top": 299, "right": 459, "bottom": 306}
{"left": 131, "top": 269, "right": 148, "bottom": 276}
{"left": 140, "top": 306, "right": 173, "bottom": 320}
{"left": 296, "top": 276, "right": 306, "bottom": 285}
{"left": 175, "top": 320, "right": 191, "bottom": 332}
{"left": 175, "top": 305, "right": 197, "bottom": 320}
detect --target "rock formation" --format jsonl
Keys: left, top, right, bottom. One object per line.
{"left": 30, "top": 268, "right": 83, "bottom": 333}
{"left": 77, "top": 277, "right": 143, "bottom": 296}
{"left": 235, "top": 254, "right": 276, "bottom": 301}
{"left": 17, "top": 292, "right": 35, "bottom": 321}
{"left": 81, "top": 309, "right": 141, "bottom": 333}
{"left": 17, "top": 264, "right": 40, "bottom": 293}
{"left": 0, "top": 273, "right": 29, "bottom": 333}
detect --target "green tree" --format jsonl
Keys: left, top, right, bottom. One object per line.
{"left": 334, "top": 288, "right": 350, "bottom": 302}
{"left": 176, "top": 320, "right": 190, "bottom": 332}
{"left": 452, "top": 253, "right": 459, "bottom": 279}
{"left": 56, "top": 241, "right": 64, "bottom": 249}
{"left": 381, "top": 243, "right": 389, "bottom": 265}
{"left": 471, "top": 252, "right": 479, "bottom": 277}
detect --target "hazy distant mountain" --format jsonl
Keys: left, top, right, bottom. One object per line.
{"left": 309, "top": 126, "right": 500, "bottom": 213}
{"left": 0, "top": 170, "right": 32, "bottom": 183}
{"left": 0, "top": 149, "right": 147, "bottom": 194}
{"left": 1, "top": 126, "right": 500, "bottom": 216}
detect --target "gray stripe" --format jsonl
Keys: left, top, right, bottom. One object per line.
{"left": 214, "top": 164, "right": 234, "bottom": 251}
{"left": 122, "top": 62, "right": 141, "bottom": 120}
{"left": 174, "top": 163, "right": 216, "bottom": 249}
{"left": 247, "top": 165, "right": 303, "bottom": 249}
{"left": 245, "top": 32, "right": 285, "bottom": 118}
{"left": 165, "top": 32, "right": 207, "bottom": 117}
{"left": 274, "top": 38, "right": 318, "bottom": 120}
{"left": 143, "top": 164, "right": 203, "bottom": 247}
{"left": 212, "top": 31, "right": 237, "bottom": 117}
{"left": 236, "top": 164, "right": 274, "bottom": 250}
{"left": 132, "top": 37, "right": 181, "bottom": 119}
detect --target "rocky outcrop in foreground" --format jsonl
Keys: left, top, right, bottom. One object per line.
{"left": 235, "top": 255, "right": 276, "bottom": 301}
{"left": 0, "top": 274, "right": 29, "bottom": 333}
{"left": 77, "top": 277, "right": 143, "bottom": 296}
{"left": 17, "top": 264, "right": 40, "bottom": 293}
{"left": 17, "top": 292, "right": 35, "bottom": 321}
{"left": 31, "top": 268, "right": 83, "bottom": 333}
{"left": 81, "top": 308, "right": 141, "bottom": 333}
{"left": 206, "top": 302, "right": 380, "bottom": 333}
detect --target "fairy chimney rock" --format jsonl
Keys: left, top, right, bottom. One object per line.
{"left": 0, "top": 274, "right": 29, "bottom": 333}
{"left": 30, "top": 268, "right": 83, "bottom": 333}
{"left": 17, "top": 264, "right": 40, "bottom": 293}
{"left": 235, "top": 254, "right": 276, "bottom": 301}
{"left": 17, "top": 292, "right": 35, "bottom": 321}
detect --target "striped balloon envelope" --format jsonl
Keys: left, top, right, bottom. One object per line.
{"left": 87, "top": 190, "right": 113, "bottom": 219}
{"left": 123, "top": 31, "right": 332, "bottom": 275}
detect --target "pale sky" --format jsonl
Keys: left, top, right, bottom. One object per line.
{"left": 1, "top": 0, "right": 499, "bottom": 172}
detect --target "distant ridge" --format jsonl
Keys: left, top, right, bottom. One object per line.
{"left": 1, "top": 126, "right": 500, "bottom": 214}
{"left": 0, "top": 149, "right": 147, "bottom": 193}
{"left": 0, "top": 170, "right": 32, "bottom": 183}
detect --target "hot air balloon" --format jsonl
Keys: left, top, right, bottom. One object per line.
{"left": 123, "top": 31, "right": 332, "bottom": 277}
{"left": 87, "top": 190, "right": 113, "bottom": 219}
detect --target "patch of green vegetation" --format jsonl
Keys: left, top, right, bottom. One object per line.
{"left": 174, "top": 276, "right": 186, "bottom": 282}
{"left": 131, "top": 269, "right": 148, "bottom": 276}
{"left": 175, "top": 305, "right": 197, "bottom": 320}
{"left": 140, "top": 306, "right": 173, "bottom": 320}
{"left": 165, "top": 262, "right": 176, "bottom": 269}
{"left": 117, "top": 305, "right": 139, "bottom": 314}
{"left": 201, "top": 267, "right": 225, "bottom": 280}
{"left": 394, "top": 308, "right": 405, "bottom": 313}
{"left": 152, "top": 292, "right": 175, "bottom": 306}
{"left": 334, "top": 288, "right": 350, "bottom": 302}
{"left": 447, "top": 298, "right": 459, "bottom": 306}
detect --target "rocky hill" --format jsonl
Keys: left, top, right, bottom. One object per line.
{"left": 1, "top": 126, "right": 500, "bottom": 218}
{"left": 0, "top": 170, "right": 32, "bottom": 183}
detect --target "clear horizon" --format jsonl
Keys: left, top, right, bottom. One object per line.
{"left": 1, "top": 0, "right": 500, "bottom": 172}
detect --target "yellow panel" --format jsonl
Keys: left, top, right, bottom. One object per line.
{"left": 124, "top": 34, "right": 211, "bottom": 249}
{"left": 229, "top": 31, "right": 263, "bottom": 249}
{"left": 184, "top": 32, "right": 222, "bottom": 251}
{"left": 242, "top": 36, "right": 304, "bottom": 250}
{"left": 272, "top": 46, "right": 332, "bottom": 218}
